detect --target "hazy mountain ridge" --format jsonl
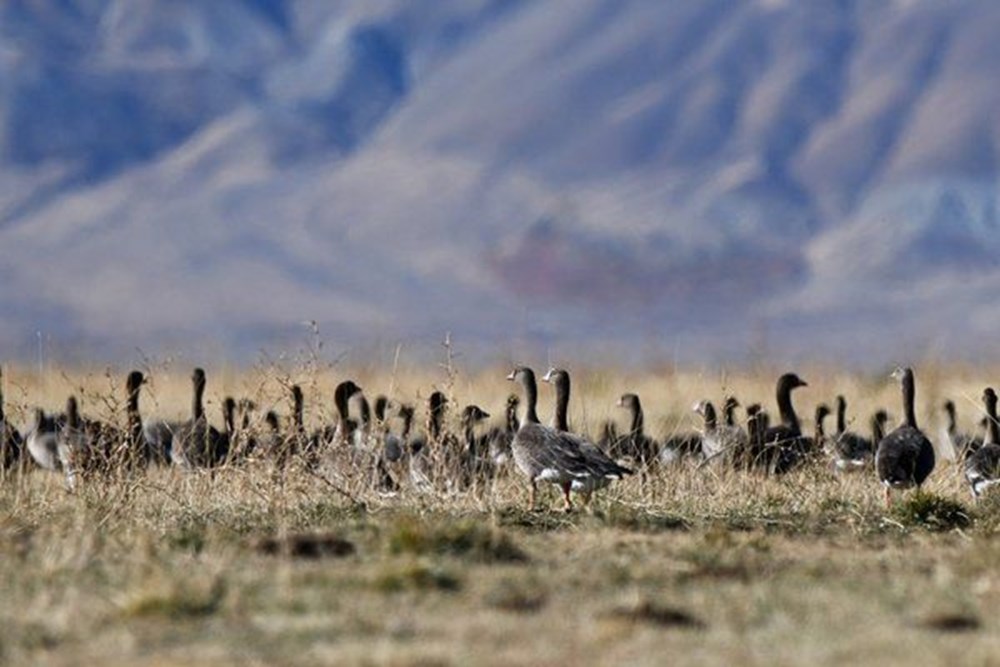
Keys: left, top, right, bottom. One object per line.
{"left": 2, "top": 0, "right": 999, "bottom": 363}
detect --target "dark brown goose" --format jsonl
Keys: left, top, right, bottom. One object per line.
{"left": 943, "top": 400, "right": 981, "bottom": 461}
{"left": 830, "top": 396, "right": 877, "bottom": 471}
{"left": 813, "top": 404, "right": 831, "bottom": 455}
{"left": 757, "top": 373, "right": 809, "bottom": 473}
{"left": 485, "top": 394, "right": 519, "bottom": 466}
{"left": 459, "top": 404, "right": 492, "bottom": 486}
{"left": 614, "top": 393, "right": 659, "bottom": 469}
{"left": 723, "top": 396, "right": 740, "bottom": 428}
{"left": 508, "top": 367, "right": 632, "bottom": 511}
{"left": 123, "top": 370, "right": 147, "bottom": 468}
{"left": 0, "top": 366, "right": 23, "bottom": 472}
{"left": 875, "top": 367, "right": 935, "bottom": 506}
{"left": 171, "top": 368, "right": 227, "bottom": 468}
{"left": 965, "top": 388, "right": 1000, "bottom": 499}
{"left": 307, "top": 380, "right": 362, "bottom": 460}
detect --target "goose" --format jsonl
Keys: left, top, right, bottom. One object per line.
{"left": 508, "top": 367, "right": 632, "bottom": 511}
{"left": 171, "top": 368, "right": 227, "bottom": 469}
{"left": 875, "top": 367, "right": 935, "bottom": 506}
{"left": 26, "top": 408, "right": 61, "bottom": 471}
{"left": 943, "top": 400, "right": 981, "bottom": 461}
{"left": 829, "top": 396, "right": 874, "bottom": 471}
{"left": 723, "top": 396, "right": 740, "bottom": 427}
{"left": 459, "top": 404, "right": 492, "bottom": 486}
{"left": 307, "top": 380, "right": 362, "bottom": 459}
{"left": 351, "top": 393, "right": 397, "bottom": 492}
{"left": 485, "top": 394, "right": 519, "bottom": 466}
{"left": 404, "top": 395, "right": 442, "bottom": 492}
{"left": 965, "top": 388, "right": 1000, "bottom": 500}
{"left": 258, "top": 410, "right": 282, "bottom": 458}
{"left": 614, "top": 393, "right": 659, "bottom": 469}
{"left": 694, "top": 399, "right": 749, "bottom": 467}
{"left": 659, "top": 427, "right": 703, "bottom": 465}
{"left": 598, "top": 419, "right": 622, "bottom": 455}
{"left": 58, "top": 396, "right": 98, "bottom": 489}
{"left": 542, "top": 367, "right": 635, "bottom": 477}
{"left": 757, "top": 373, "right": 810, "bottom": 473}
{"left": 542, "top": 367, "right": 572, "bottom": 432}
{"left": 121, "top": 370, "right": 148, "bottom": 468}
{"left": 376, "top": 397, "right": 404, "bottom": 464}
{"left": 813, "top": 404, "right": 831, "bottom": 454}
{"left": 286, "top": 385, "right": 306, "bottom": 463}
{"left": 0, "top": 367, "right": 23, "bottom": 472}
{"left": 219, "top": 396, "right": 237, "bottom": 463}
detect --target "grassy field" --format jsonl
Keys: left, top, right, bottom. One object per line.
{"left": 2, "top": 362, "right": 1000, "bottom": 665}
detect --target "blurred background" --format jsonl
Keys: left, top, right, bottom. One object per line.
{"left": 1, "top": 0, "right": 999, "bottom": 368}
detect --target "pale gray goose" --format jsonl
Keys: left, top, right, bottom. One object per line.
{"left": 508, "top": 367, "right": 632, "bottom": 511}
{"left": 694, "top": 399, "right": 748, "bottom": 467}
{"left": 542, "top": 366, "right": 635, "bottom": 483}
{"left": 965, "top": 388, "right": 1000, "bottom": 500}
{"left": 875, "top": 367, "right": 935, "bottom": 507}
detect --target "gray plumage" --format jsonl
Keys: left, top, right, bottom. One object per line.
{"left": 509, "top": 367, "right": 632, "bottom": 511}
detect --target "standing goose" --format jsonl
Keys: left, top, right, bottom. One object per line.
{"left": 171, "top": 368, "right": 227, "bottom": 468}
{"left": 830, "top": 395, "right": 875, "bottom": 471}
{"left": 813, "top": 404, "right": 831, "bottom": 454}
{"left": 485, "top": 394, "right": 519, "bottom": 466}
{"left": 615, "top": 393, "right": 659, "bottom": 469}
{"left": 26, "top": 408, "right": 61, "bottom": 471}
{"left": 875, "top": 367, "right": 935, "bottom": 506}
{"left": 57, "top": 396, "right": 94, "bottom": 489}
{"left": 943, "top": 400, "right": 981, "bottom": 461}
{"left": 0, "top": 367, "right": 23, "bottom": 472}
{"left": 542, "top": 367, "right": 572, "bottom": 432}
{"left": 508, "top": 367, "right": 632, "bottom": 511}
{"left": 758, "top": 373, "right": 810, "bottom": 473}
{"left": 723, "top": 396, "right": 740, "bottom": 428}
{"left": 459, "top": 404, "right": 492, "bottom": 486}
{"left": 308, "top": 380, "right": 362, "bottom": 457}
{"left": 694, "top": 399, "right": 749, "bottom": 467}
{"left": 542, "top": 367, "right": 633, "bottom": 478}
{"left": 965, "top": 388, "right": 1000, "bottom": 499}
{"left": 122, "top": 370, "right": 148, "bottom": 468}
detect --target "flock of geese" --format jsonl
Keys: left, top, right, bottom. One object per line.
{"left": 0, "top": 364, "right": 998, "bottom": 511}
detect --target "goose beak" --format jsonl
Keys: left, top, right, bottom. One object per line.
{"left": 506, "top": 370, "right": 516, "bottom": 381}
{"left": 481, "top": 411, "right": 491, "bottom": 419}
{"left": 541, "top": 368, "right": 555, "bottom": 383}
{"left": 616, "top": 397, "right": 625, "bottom": 408}
{"left": 691, "top": 401, "right": 703, "bottom": 413}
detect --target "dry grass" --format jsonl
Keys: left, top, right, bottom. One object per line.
{"left": 2, "top": 361, "right": 1000, "bottom": 665}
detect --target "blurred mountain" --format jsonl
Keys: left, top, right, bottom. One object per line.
{"left": 2, "top": 0, "right": 999, "bottom": 363}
